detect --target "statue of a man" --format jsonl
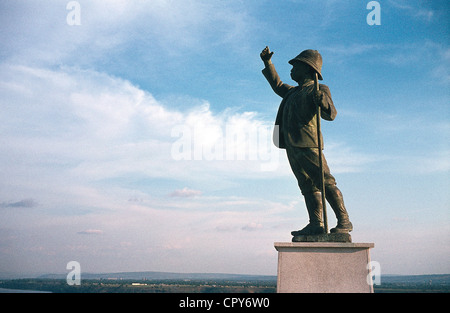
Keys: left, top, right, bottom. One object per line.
{"left": 260, "top": 46, "right": 352, "bottom": 236}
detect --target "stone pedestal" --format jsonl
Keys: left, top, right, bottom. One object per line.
{"left": 274, "top": 242, "right": 374, "bottom": 293}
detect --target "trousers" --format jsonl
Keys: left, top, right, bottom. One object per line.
{"left": 286, "top": 145, "right": 352, "bottom": 231}
{"left": 286, "top": 145, "right": 336, "bottom": 196}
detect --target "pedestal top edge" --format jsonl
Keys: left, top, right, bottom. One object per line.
{"left": 274, "top": 242, "right": 374, "bottom": 249}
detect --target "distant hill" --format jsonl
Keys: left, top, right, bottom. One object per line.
{"left": 380, "top": 274, "right": 450, "bottom": 285}
{"left": 37, "top": 271, "right": 450, "bottom": 285}
{"left": 38, "top": 271, "right": 277, "bottom": 281}
{"left": 374, "top": 274, "right": 450, "bottom": 293}
{"left": 2, "top": 272, "right": 449, "bottom": 293}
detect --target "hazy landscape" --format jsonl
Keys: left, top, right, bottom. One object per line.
{"left": 1, "top": 272, "right": 449, "bottom": 293}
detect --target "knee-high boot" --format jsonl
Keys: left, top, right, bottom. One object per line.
{"left": 291, "top": 192, "right": 325, "bottom": 236}
{"left": 325, "top": 185, "right": 353, "bottom": 233}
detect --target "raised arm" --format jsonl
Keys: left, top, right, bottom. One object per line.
{"left": 261, "top": 46, "right": 294, "bottom": 98}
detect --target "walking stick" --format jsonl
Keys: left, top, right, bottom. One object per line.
{"left": 315, "top": 73, "right": 328, "bottom": 234}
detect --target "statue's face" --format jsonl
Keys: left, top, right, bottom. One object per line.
{"left": 290, "top": 61, "right": 311, "bottom": 83}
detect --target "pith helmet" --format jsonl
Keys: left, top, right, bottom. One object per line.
{"left": 289, "top": 49, "right": 323, "bottom": 80}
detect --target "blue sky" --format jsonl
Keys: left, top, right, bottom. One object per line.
{"left": 0, "top": 0, "right": 449, "bottom": 277}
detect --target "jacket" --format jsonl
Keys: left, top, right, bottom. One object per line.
{"left": 262, "top": 64, "right": 336, "bottom": 149}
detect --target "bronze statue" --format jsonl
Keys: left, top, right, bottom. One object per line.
{"left": 260, "top": 46, "right": 352, "bottom": 240}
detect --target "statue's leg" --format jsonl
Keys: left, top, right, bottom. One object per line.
{"left": 286, "top": 147, "right": 324, "bottom": 236}
{"left": 325, "top": 183, "right": 353, "bottom": 233}
{"left": 299, "top": 148, "right": 353, "bottom": 233}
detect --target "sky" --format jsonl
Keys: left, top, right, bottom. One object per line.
{"left": 0, "top": 0, "right": 449, "bottom": 277}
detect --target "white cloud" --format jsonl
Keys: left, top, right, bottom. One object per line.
{"left": 169, "top": 187, "right": 202, "bottom": 198}
{"left": 0, "top": 63, "right": 297, "bottom": 274}
{"left": 6, "top": 63, "right": 283, "bottom": 182}
{"left": 242, "top": 222, "right": 263, "bottom": 231}
{"left": 77, "top": 229, "right": 103, "bottom": 235}
{"left": 0, "top": 0, "right": 257, "bottom": 68}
